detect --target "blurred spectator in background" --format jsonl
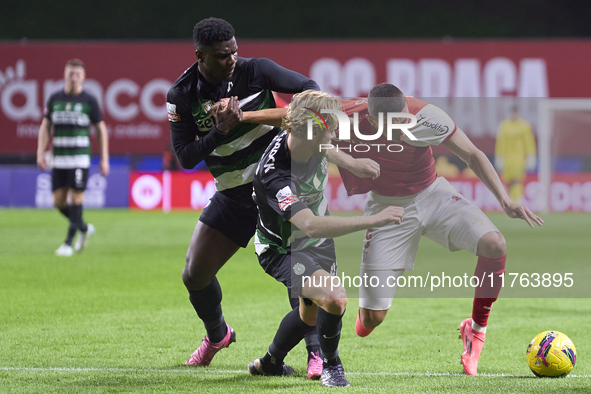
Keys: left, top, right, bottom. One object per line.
{"left": 495, "top": 106, "right": 537, "bottom": 203}
{"left": 36, "top": 59, "right": 109, "bottom": 256}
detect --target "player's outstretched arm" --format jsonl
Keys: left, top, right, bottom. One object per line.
{"left": 36, "top": 118, "right": 51, "bottom": 170}
{"left": 443, "top": 127, "right": 543, "bottom": 228}
{"left": 241, "top": 107, "right": 287, "bottom": 127}
{"left": 327, "top": 149, "right": 380, "bottom": 179}
{"left": 290, "top": 206, "right": 403, "bottom": 239}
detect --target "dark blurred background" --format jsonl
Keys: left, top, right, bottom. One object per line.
{"left": 1, "top": 0, "right": 590, "bottom": 40}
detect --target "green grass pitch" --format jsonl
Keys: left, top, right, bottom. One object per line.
{"left": 1, "top": 209, "right": 590, "bottom": 393}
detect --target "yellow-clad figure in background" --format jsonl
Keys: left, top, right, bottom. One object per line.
{"left": 495, "top": 106, "right": 537, "bottom": 203}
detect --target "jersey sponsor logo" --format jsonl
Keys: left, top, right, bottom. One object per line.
{"left": 263, "top": 137, "right": 282, "bottom": 173}
{"left": 195, "top": 115, "right": 214, "bottom": 131}
{"left": 276, "top": 186, "right": 298, "bottom": 211}
{"left": 167, "top": 102, "right": 180, "bottom": 122}
{"left": 278, "top": 195, "right": 299, "bottom": 211}
{"left": 452, "top": 195, "right": 461, "bottom": 201}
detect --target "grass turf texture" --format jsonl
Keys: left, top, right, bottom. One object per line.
{"left": 0, "top": 209, "right": 590, "bottom": 393}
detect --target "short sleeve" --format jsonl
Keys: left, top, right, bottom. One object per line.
{"left": 405, "top": 104, "right": 457, "bottom": 147}
{"left": 44, "top": 94, "right": 54, "bottom": 120}
{"left": 262, "top": 174, "right": 308, "bottom": 222}
{"left": 88, "top": 94, "right": 103, "bottom": 124}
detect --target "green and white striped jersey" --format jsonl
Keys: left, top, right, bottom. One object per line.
{"left": 253, "top": 131, "right": 330, "bottom": 255}
{"left": 44, "top": 90, "right": 102, "bottom": 169}
{"left": 167, "top": 58, "right": 319, "bottom": 192}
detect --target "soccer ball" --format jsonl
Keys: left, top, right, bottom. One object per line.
{"left": 526, "top": 330, "right": 576, "bottom": 377}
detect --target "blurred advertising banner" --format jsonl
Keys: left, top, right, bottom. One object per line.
{"left": 0, "top": 165, "right": 128, "bottom": 207}
{"left": 128, "top": 171, "right": 591, "bottom": 212}
{"left": 2, "top": 40, "right": 591, "bottom": 155}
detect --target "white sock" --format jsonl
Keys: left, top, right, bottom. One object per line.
{"left": 472, "top": 321, "right": 487, "bottom": 333}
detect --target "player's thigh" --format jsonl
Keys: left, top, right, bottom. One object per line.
{"left": 359, "top": 268, "right": 405, "bottom": 311}
{"left": 51, "top": 169, "right": 69, "bottom": 205}
{"left": 185, "top": 221, "right": 241, "bottom": 280}
{"left": 362, "top": 199, "right": 422, "bottom": 271}
{"left": 198, "top": 188, "right": 258, "bottom": 249}
{"left": 423, "top": 180, "right": 498, "bottom": 254}
{"left": 52, "top": 187, "right": 68, "bottom": 207}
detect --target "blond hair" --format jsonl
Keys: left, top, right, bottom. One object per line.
{"left": 282, "top": 90, "right": 341, "bottom": 139}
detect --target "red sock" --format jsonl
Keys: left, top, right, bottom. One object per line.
{"left": 472, "top": 254, "right": 506, "bottom": 327}
{"left": 355, "top": 312, "right": 374, "bottom": 337}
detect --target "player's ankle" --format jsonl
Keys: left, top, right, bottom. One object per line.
{"left": 471, "top": 321, "right": 487, "bottom": 333}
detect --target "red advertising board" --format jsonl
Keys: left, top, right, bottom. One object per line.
{"left": 2, "top": 40, "right": 591, "bottom": 155}
{"left": 129, "top": 171, "right": 591, "bottom": 213}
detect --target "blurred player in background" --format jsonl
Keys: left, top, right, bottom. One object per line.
{"left": 166, "top": 17, "right": 322, "bottom": 370}
{"left": 249, "top": 90, "right": 403, "bottom": 386}
{"left": 495, "top": 106, "right": 537, "bottom": 203}
{"left": 334, "top": 84, "right": 543, "bottom": 376}
{"left": 36, "top": 59, "right": 109, "bottom": 257}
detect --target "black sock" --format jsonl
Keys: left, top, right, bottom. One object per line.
{"left": 263, "top": 307, "right": 314, "bottom": 373}
{"left": 58, "top": 206, "right": 70, "bottom": 219}
{"left": 287, "top": 291, "right": 320, "bottom": 361}
{"left": 65, "top": 222, "right": 77, "bottom": 246}
{"left": 305, "top": 330, "right": 321, "bottom": 361}
{"left": 69, "top": 204, "right": 88, "bottom": 232}
{"left": 188, "top": 277, "right": 227, "bottom": 343}
{"left": 316, "top": 308, "right": 344, "bottom": 363}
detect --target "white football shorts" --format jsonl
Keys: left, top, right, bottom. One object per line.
{"left": 358, "top": 177, "right": 499, "bottom": 310}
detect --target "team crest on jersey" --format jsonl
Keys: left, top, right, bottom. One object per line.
{"left": 202, "top": 100, "right": 214, "bottom": 114}
{"left": 293, "top": 262, "right": 306, "bottom": 276}
{"left": 276, "top": 186, "right": 298, "bottom": 211}
{"left": 74, "top": 103, "right": 83, "bottom": 112}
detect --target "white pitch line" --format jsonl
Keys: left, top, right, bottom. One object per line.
{"left": 1, "top": 366, "right": 589, "bottom": 378}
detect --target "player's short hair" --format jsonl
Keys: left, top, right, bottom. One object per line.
{"left": 283, "top": 90, "right": 341, "bottom": 139}
{"left": 368, "top": 83, "right": 407, "bottom": 119}
{"left": 65, "top": 59, "right": 85, "bottom": 69}
{"left": 193, "top": 17, "right": 235, "bottom": 51}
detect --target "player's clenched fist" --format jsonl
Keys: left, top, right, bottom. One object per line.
{"left": 372, "top": 206, "right": 404, "bottom": 226}
{"left": 213, "top": 96, "right": 242, "bottom": 134}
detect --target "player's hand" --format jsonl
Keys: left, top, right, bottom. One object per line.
{"left": 349, "top": 158, "right": 381, "bottom": 180}
{"left": 214, "top": 98, "right": 230, "bottom": 112}
{"left": 372, "top": 206, "right": 404, "bottom": 226}
{"left": 99, "top": 158, "right": 110, "bottom": 177}
{"left": 503, "top": 202, "right": 544, "bottom": 228}
{"left": 37, "top": 152, "right": 48, "bottom": 171}
{"left": 213, "top": 96, "right": 242, "bottom": 134}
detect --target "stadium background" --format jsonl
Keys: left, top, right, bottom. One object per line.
{"left": 1, "top": 0, "right": 591, "bottom": 212}
{"left": 2, "top": 2, "right": 591, "bottom": 392}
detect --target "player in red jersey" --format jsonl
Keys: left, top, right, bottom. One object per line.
{"left": 332, "top": 83, "right": 543, "bottom": 375}
{"left": 241, "top": 84, "right": 542, "bottom": 375}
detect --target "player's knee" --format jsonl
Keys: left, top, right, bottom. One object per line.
{"left": 325, "top": 296, "right": 347, "bottom": 315}
{"left": 479, "top": 232, "right": 506, "bottom": 258}
{"left": 360, "top": 309, "right": 387, "bottom": 329}
{"left": 182, "top": 255, "right": 213, "bottom": 290}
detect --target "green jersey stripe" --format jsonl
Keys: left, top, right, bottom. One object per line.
{"left": 53, "top": 147, "right": 92, "bottom": 156}
{"left": 209, "top": 144, "right": 267, "bottom": 179}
